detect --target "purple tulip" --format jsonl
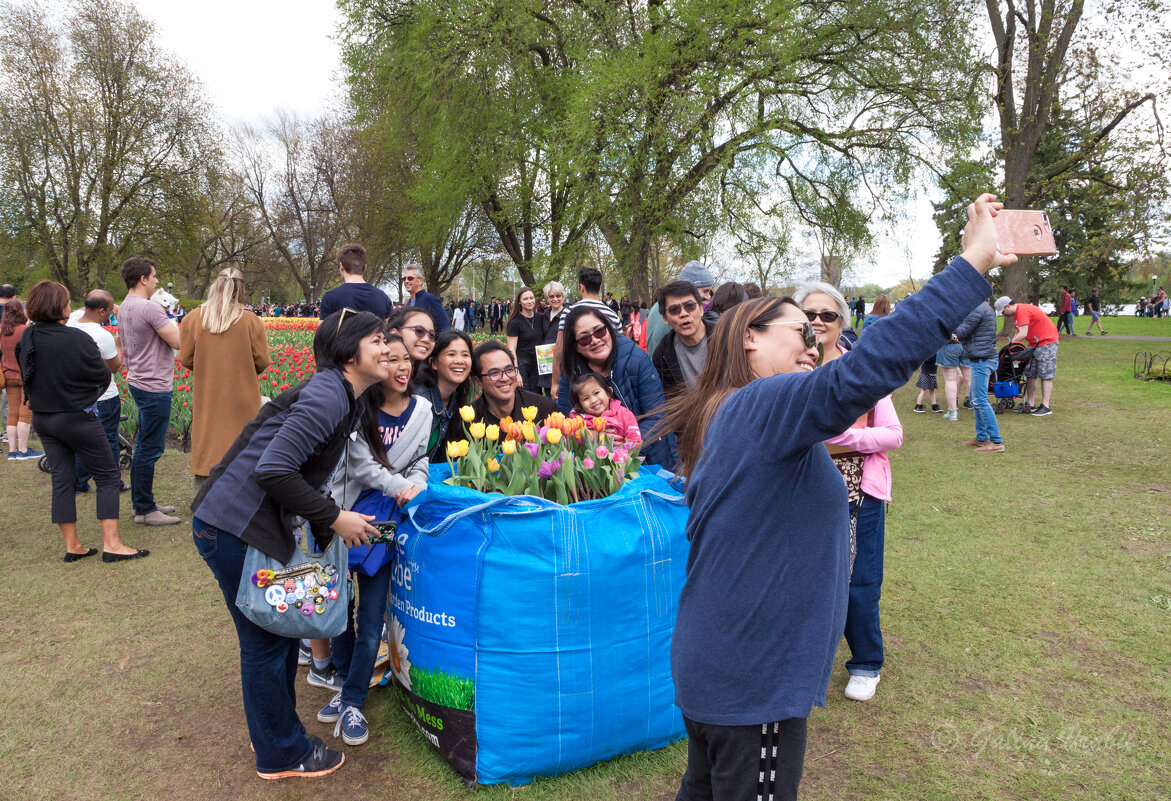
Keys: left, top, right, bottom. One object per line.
{"left": 538, "top": 461, "right": 556, "bottom": 479}
{"left": 525, "top": 442, "right": 540, "bottom": 459}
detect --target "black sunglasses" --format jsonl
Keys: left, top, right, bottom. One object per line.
{"left": 758, "top": 320, "right": 817, "bottom": 349}
{"left": 402, "top": 324, "right": 438, "bottom": 342}
{"left": 665, "top": 299, "right": 699, "bottom": 317}
{"left": 804, "top": 310, "right": 842, "bottom": 324}
{"left": 575, "top": 324, "right": 610, "bottom": 348}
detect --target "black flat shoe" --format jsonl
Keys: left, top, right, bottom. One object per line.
{"left": 102, "top": 549, "right": 150, "bottom": 563}
{"left": 64, "top": 548, "right": 98, "bottom": 563}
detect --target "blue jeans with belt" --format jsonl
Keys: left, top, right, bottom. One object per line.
{"left": 968, "top": 356, "right": 1002, "bottom": 444}
{"left": 844, "top": 495, "right": 885, "bottom": 677}
{"left": 330, "top": 558, "right": 394, "bottom": 710}
{"left": 192, "top": 518, "right": 316, "bottom": 773}
{"left": 129, "top": 385, "right": 172, "bottom": 515}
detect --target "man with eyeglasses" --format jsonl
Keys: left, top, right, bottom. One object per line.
{"left": 451, "top": 341, "right": 556, "bottom": 435}
{"left": 652, "top": 280, "right": 716, "bottom": 396}
{"left": 402, "top": 264, "right": 450, "bottom": 335}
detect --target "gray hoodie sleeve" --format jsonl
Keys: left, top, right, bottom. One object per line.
{"left": 329, "top": 398, "right": 433, "bottom": 509}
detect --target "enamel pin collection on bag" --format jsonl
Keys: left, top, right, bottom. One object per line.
{"left": 235, "top": 532, "right": 352, "bottom": 639}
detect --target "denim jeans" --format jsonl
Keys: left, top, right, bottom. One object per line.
{"left": 331, "top": 559, "right": 394, "bottom": 709}
{"left": 844, "top": 494, "right": 885, "bottom": 677}
{"left": 129, "top": 385, "right": 172, "bottom": 514}
{"left": 192, "top": 518, "right": 316, "bottom": 773}
{"left": 76, "top": 395, "right": 121, "bottom": 489}
{"left": 968, "top": 356, "right": 1002, "bottom": 444}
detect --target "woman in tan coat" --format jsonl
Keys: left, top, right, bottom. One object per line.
{"left": 179, "top": 268, "right": 271, "bottom": 487}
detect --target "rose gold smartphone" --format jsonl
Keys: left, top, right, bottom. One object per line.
{"left": 993, "top": 210, "right": 1057, "bottom": 256}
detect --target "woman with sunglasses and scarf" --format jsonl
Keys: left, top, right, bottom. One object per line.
{"left": 191, "top": 308, "right": 391, "bottom": 780}
{"left": 555, "top": 305, "right": 673, "bottom": 467}
{"left": 660, "top": 196, "right": 1014, "bottom": 801}
{"left": 794, "top": 281, "right": 903, "bottom": 704}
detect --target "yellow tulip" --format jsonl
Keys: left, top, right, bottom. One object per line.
{"left": 501, "top": 439, "right": 517, "bottom": 455}
{"left": 546, "top": 428, "right": 562, "bottom": 445}
{"left": 486, "top": 424, "right": 500, "bottom": 442}
{"left": 459, "top": 405, "right": 476, "bottom": 423}
{"left": 446, "top": 440, "right": 462, "bottom": 459}
{"left": 470, "top": 421, "right": 486, "bottom": 440}
{"left": 487, "top": 458, "right": 500, "bottom": 473}
{"left": 457, "top": 440, "right": 470, "bottom": 458}
{"left": 521, "top": 405, "right": 538, "bottom": 422}
{"left": 521, "top": 421, "right": 536, "bottom": 442}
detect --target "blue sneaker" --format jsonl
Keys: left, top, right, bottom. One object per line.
{"left": 6, "top": 451, "right": 18, "bottom": 461}
{"left": 317, "top": 692, "right": 343, "bottom": 724}
{"left": 335, "top": 705, "right": 368, "bottom": 746}
{"left": 18, "top": 449, "right": 43, "bottom": 460}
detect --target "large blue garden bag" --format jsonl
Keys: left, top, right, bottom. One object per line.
{"left": 361, "top": 463, "right": 690, "bottom": 786}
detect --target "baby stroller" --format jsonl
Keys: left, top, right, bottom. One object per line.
{"left": 990, "top": 342, "right": 1035, "bottom": 413}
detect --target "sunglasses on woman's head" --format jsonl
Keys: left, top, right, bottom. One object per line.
{"left": 758, "top": 320, "right": 817, "bottom": 349}
{"left": 575, "top": 325, "right": 609, "bottom": 347}
{"left": 803, "top": 310, "right": 841, "bottom": 324}
{"left": 336, "top": 307, "right": 359, "bottom": 333}
{"left": 403, "top": 324, "right": 437, "bottom": 342}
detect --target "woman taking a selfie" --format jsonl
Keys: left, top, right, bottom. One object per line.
{"left": 662, "top": 195, "right": 1013, "bottom": 801}
{"left": 191, "top": 308, "right": 390, "bottom": 780}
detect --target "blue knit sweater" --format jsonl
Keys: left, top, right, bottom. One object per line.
{"left": 672, "top": 256, "right": 991, "bottom": 725}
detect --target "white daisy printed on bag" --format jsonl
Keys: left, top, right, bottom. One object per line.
{"left": 390, "top": 616, "right": 412, "bottom": 691}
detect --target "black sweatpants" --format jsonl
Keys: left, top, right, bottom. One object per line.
{"left": 676, "top": 716, "right": 807, "bottom": 801}
{"left": 34, "top": 410, "right": 121, "bottom": 523}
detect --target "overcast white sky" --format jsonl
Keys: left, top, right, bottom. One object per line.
{"left": 135, "top": 0, "right": 944, "bottom": 288}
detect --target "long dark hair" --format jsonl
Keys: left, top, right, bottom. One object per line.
{"left": 507, "top": 286, "right": 536, "bottom": 323}
{"left": 415, "top": 328, "right": 475, "bottom": 407}
{"left": 357, "top": 332, "right": 411, "bottom": 471}
{"left": 560, "top": 305, "right": 620, "bottom": 381}
{"left": 1, "top": 299, "right": 28, "bottom": 337}
{"left": 651, "top": 297, "right": 798, "bottom": 478}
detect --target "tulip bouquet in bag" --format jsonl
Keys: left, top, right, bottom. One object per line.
{"left": 444, "top": 404, "right": 641, "bottom": 504}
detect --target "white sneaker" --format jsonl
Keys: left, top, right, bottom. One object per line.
{"left": 844, "top": 674, "right": 880, "bottom": 701}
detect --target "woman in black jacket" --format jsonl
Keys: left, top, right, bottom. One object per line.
{"left": 15, "top": 280, "right": 146, "bottom": 563}
{"left": 190, "top": 308, "right": 390, "bottom": 781}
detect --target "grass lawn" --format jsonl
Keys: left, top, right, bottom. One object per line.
{"left": 1, "top": 329, "right": 1167, "bottom": 800}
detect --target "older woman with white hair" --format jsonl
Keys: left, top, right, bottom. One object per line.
{"left": 792, "top": 280, "right": 903, "bottom": 703}
{"left": 537, "top": 280, "right": 567, "bottom": 394}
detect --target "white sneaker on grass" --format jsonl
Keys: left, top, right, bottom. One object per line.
{"left": 844, "top": 674, "right": 880, "bottom": 701}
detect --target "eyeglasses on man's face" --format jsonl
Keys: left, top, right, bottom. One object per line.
{"left": 803, "top": 310, "right": 841, "bottom": 324}
{"left": 403, "top": 324, "right": 437, "bottom": 342}
{"left": 575, "top": 324, "right": 610, "bottom": 348}
{"left": 479, "top": 365, "right": 519, "bottom": 381}
{"left": 665, "top": 299, "right": 699, "bottom": 317}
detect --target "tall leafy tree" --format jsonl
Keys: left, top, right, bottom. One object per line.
{"left": 0, "top": 0, "right": 218, "bottom": 296}
{"left": 984, "top": 0, "right": 1165, "bottom": 301}
{"left": 341, "top": 0, "right": 983, "bottom": 298}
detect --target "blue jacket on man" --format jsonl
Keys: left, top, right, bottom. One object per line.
{"left": 409, "top": 290, "right": 450, "bottom": 334}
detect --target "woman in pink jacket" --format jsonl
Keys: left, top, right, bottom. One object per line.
{"left": 795, "top": 282, "right": 903, "bottom": 703}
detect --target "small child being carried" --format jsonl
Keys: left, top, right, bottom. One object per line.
{"left": 569, "top": 372, "right": 642, "bottom": 446}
